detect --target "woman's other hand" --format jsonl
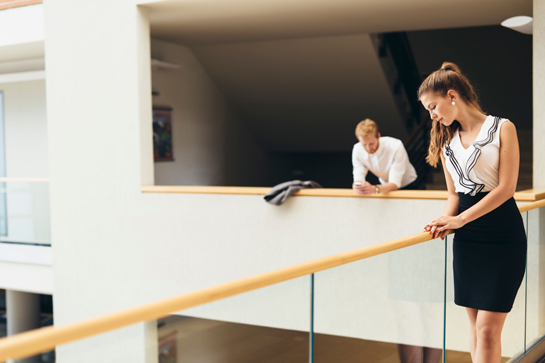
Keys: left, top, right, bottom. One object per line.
{"left": 424, "top": 215, "right": 463, "bottom": 239}
{"left": 423, "top": 224, "right": 451, "bottom": 240}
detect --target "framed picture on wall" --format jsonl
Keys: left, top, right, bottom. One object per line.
{"left": 153, "top": 107, "right": 174, "bottom": 161}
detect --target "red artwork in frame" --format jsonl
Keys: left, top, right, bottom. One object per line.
{"left": 153, "top": 107, "right": 174, "bottom": 161}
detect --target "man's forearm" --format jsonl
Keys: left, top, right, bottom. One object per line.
{"left": 376, "top": 183, "right": 399, "bottom": 193}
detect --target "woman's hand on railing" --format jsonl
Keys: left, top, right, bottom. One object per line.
{"left": 424, "top": 224, "right": 451, "bottom": 240}
{"left": 424, "top": 215, "right": 462, "bottom": 240}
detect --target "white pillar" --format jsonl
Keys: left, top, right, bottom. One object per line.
{"left": 533, "top": 0, "right": 545, "bottom": 343}
{"left": 534, "top": 0, "right": 545, "bottom": 187}
{"left": 6, "top": 290, "right": 41, "bottom": 363}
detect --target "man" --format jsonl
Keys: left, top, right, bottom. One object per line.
{"left": 352, "top": 119, "right": 417, "bottom": 195}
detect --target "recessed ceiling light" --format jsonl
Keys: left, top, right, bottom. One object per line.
{"left": 501, "top": 16, "right": 533, "bottom": 35}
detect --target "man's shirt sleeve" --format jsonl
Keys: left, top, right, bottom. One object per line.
{"left": 352, "top": 145, "right": 368, "bottom": 181}
{"left": 388, "top": 143, "right": 410, "bottom": 188}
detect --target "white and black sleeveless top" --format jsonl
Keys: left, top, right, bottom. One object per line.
{"left": 443, "top": 115, "right": 508, "bottom": 196}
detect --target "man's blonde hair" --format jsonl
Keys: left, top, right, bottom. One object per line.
{"left": 355, "top": 119, "right": 379, "bottom": 138}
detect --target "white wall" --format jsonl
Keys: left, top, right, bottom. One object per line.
{"left": 0, "top": 4, "right": 44, "bottom": 63}
{"left": 151, "top": 38, "right": 226, "bottom": 185}
{"left": 0, "top": 4, "right": 44, "bottom": 48}
{"left": 530, "top": 7, "right": 545, "bottom": 350}
{"left": 0, "top": 261, "right": 52, "bottom": 294}
{"left": 535, "top": 0, "right": 545, "bottom": 188}
{"left": 1, "top": 80, "right": 48, "bottom": 177}
{"left": 151, "top": 38, "right": 276, "bottom": 186}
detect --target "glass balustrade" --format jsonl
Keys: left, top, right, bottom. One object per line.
{"left": 444, "top": 234, "right": 526, "bottom": 363}
{"left": 0, "top": 180, "right": 50, "bottom": 245}
{"left": 442, "top": 207, "right": 538, "bottom": 363}
{"left": 2, "top": 204, "right": 545, "bottom": 363}
{"left": 314, "top": 238, "right": 447, "bottom": 363}
{"left": 524, "top": 206, "right": 545, "bottom": 355}
{"left": 157, "top": 275, "right": 311, "bottom": 363}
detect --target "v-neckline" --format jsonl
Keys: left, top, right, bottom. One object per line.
{"left": 456, "top": 116, "right": 490, "bottom": 151}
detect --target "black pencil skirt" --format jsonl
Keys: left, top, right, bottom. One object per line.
{"left": 453, "top": 192, "right": 527, "bottom": 313}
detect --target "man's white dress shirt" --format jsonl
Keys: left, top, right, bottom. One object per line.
{"left": 352, "top": 136, "right": 417, "bottom": 188}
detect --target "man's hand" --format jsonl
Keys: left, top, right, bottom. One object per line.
{"left": 353, "top": 181, "right": 376, "bottom": 195}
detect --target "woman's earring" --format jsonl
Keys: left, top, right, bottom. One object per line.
{"left": 452, "top": 101, "right": 456, "bottom": 105}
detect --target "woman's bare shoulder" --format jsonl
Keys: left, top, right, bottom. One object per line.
{"left": 500, "top": 120, "right": 517, "bottom": 136}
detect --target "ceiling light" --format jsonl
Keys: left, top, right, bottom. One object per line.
{"left": 501, "top": 16, "right": 533, "bottom": 35}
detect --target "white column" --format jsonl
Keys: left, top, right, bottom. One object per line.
{"left": 532, "top": 0, "right": 545, "bottom": 343}
{"left": 6, "top": 290, "right": 41, "bottom": 363}
{"left": 534, "top": 0, "right": 545, "bottom": 187}
{"left": 44, "top": 0, "right": 158, "bottom": 360}
{"left": 137, "top": 5, "right": 154, "bottom": 187}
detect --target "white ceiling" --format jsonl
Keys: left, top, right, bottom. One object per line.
{"left": 145, "top": 0, "right": 532, "bottom": 45}
{"left": 0, "top": 4, "right": 44, "bottom": 62}
{"left": 191, "top": 34, "right": 404, "bottom": 152}
{"left": 144, "top": 0, "right": 532, "bottom": 152}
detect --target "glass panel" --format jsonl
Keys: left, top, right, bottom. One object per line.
{"left": 0, "top": 289, "right": 5, "bottom": 339}
{"left": 314, "top": 239, "right": 446, "bottom": 363}
{"left": 444, "top": 213, "right": 527, "bottom": 363}
{"left": 525, "top": 206, "right": 545, "bottom": 351}
{"left": 0, "top": 181, "right": 6, "bottom": 236}
{"left": 0, "top": 277, "right": 310, "bottom": 362}
{"left": 0, "top": 181, "right": 50, "bottom": 245}
{"left": 5, "top": 202, "right": 544, "bottom": 363}
{"left": 0, "top": 92, "right": 6, "bottom": 236}
{"left": 158, "top": 276, "right": 311, "bottom": 363}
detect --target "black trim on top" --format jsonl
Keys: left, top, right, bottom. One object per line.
{"left": 0, "top": 241, "right": 51, "bottom": 247}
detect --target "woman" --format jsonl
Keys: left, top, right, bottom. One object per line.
{"left": 420, "top": 62, "right": 526, "bottom": 363}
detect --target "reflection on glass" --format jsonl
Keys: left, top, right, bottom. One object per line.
{"left": 158, "top": 315, "right": 309, "bottom": 363}
{"left": 445, "top": 216, "right": 526, "bottom": 363}
{"left": 315, "top": 239, "right": 445, "bottom": 363}
{"left": 0, "top": 181, "right": 50, "bottom": 245}
{"left": 157, "top": 276, "right": 310, "bottom": 363}
{"left": 525, "top": 207, "right": 545, "bottom": 352}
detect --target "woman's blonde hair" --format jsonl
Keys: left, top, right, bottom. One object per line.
{"left": 417, "top": 62, "right": 484, "bottom": 167}
{"left": 355, "top": 119, "right": 379, "bottom": 138}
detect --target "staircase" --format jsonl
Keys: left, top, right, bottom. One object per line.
{"left": 424, "top": 128, "right": 533, "bottom": 191}
{"left": 372, "top": 32, "right": 431, "bottom": 188}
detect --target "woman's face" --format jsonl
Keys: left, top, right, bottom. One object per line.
{"left": 420, "top": 91, "right": 457, "bottom": 127}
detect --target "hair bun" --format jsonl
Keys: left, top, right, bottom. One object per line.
{"left": 440, "top": 62, "right": 461, "bottom": 74}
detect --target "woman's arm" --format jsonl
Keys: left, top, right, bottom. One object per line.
{"left": 429, "top": 121, "right": 520, "bottom": 235}
{"left": 426, "top": 153, "right": 459, "bottom": 239}
{"left": 442, "top": 154, "right": 460, "bottom": 217}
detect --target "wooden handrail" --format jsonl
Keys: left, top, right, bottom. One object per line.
{"left": 1, "top": 197, "right": 545, "bottom": 361}
{"left": 0, "top": 0, "right": 42, "bottom": 11}
{"left": 519, "top": 198, "right": 545, "bottom": 213}
{"left": 143, "top": 186, "right": 545, "bottom": 202}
